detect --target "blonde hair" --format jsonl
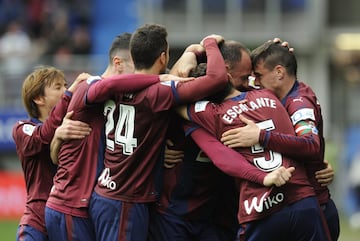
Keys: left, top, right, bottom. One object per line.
{"left": 22, "top": 66, "right": 65, "bottom": 118}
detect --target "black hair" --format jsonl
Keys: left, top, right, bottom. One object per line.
{"left": 251, "top": 41, "right": 297, "bottom": 77}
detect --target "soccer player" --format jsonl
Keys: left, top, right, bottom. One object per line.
{"left": 221, "top": 41, "right": 340, "bottom": 240}
{"left": 44, "top": 32, "right": 173, "bottom": 241}
{"left": 12, "top": 66, "right": 92, "bottom": 241}
{"left": 149, "top": 41, "right": 295, "bottom": 241}
{"left": 88, "top": 24, "right": 229, "bottom": 241}
{"left": 176, "top": 45, "right": 331, "bottom": 240}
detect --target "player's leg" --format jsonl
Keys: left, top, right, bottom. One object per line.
{"left": 44, "top": 207, "right": 70, "bottom": 241}
{"left": 289, "top": 196, "right": 331, "bottom": 241}
{"left": 197, "top": 222, "right": 223, "bottom": 241}
{"left": 322, "top": 198, "right": 340, "bottom": 241}
{"left": 72, "top": 216, "right": 96, "bottom": 241}
{"left": 45, "top": 206, "right": 95, "bottom": 241}
{"left": 235, "top": 209, "right": 290, "bottom": 241}
{"left": 89, "top": 191, "right": 121, "bottom": 241}
{"left": 119, "top": 202, "right": 149, "bottom": 241}
{"left": 89, "top": 191, "right": 149, "bottom": 241}
{"left": 148, "top": 209, "right": 191, "bottom": 241}
{"left": 16, "top": 224, "right": 48, "bottom": 241}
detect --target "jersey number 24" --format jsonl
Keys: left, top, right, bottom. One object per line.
{"left": 104, "top": 101, "right": 137, "bottom": 155}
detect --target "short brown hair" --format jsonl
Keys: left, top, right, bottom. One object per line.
{"left": 22, "top": 66, "right": 65, "bottom": 118}
{"left": 251, "top": 41, "right": 297, "bottom": 77}
{"left": 130, "top": 24, "right": 168, "bottom": 70}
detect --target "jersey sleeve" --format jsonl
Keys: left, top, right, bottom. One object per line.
{"left": 259, "top": 129, "right": 320, "bottom": 158}
{"left": 190, "top": 127, "right": 266, "bottom": 184}
{"left": 12, "top": 91, "right": 72, "bottom": 156}
{"left": 86, "top": 74, "right": 160, "bottom": 104}
{"left": 174, "top": 38, "right": 228, "bottom": 104}
{"left": 259, "top": 96, "right": 321, "bottom": 158}
{"left": 37, "top": 90, "right": 72, "bottom": 143}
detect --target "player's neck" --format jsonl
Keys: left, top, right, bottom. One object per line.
{"left": 278, "top": 77, "right": 296, "bottom": 100}
{"left": 134, "top": 67, "right": 159, "bottom": 75}
{"left": 225, "top": 88, "right": 241, "bottom": 99}
{"left": 37, "top": 110, "right": 47, "bottom": 123}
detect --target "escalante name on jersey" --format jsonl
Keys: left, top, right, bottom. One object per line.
{"left": 222, "top": 97, "right": 277, "bottom": 124}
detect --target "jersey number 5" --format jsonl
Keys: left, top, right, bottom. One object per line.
{"left": 104, "top": 100, "right": 137, "bottom": 155}
{"left": 252, "top": 119, "right": 282, "bottom": 172}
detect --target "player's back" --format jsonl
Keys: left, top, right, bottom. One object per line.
{"left": 47, "top": 80, "right": 105, "bottom": 216}
{"left": 95, "top": 82, "right": 177, "bottom": 203}
{"left": 187, "top": 88, "right": 315, "bottom": 223}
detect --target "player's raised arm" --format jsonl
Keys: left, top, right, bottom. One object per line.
{"left": 86, "top": 74, "right": 161, "bottom": 104}
{"left": 174, "top": 35, "right": 228, "bottom": 104}
{"left": 170, "top": 44, "right": 203, "bottom": 77}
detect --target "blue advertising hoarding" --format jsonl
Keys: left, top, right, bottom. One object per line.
{"left": 0, "top": 109, "right": 27, "bottom": 151}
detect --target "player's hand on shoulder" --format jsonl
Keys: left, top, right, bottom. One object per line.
{"left": 68, "top": 72, "right": 92, "bottom": 92}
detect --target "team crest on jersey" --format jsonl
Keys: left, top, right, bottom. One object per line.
{"left": 22, "top": 124, "right": 35, "bottom": 136}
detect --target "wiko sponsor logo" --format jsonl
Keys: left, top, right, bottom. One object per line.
{"left": 98, "top": 168, "right": 117, "bottom": 190}
{"left": 244, "top": 192, "right": 284, "bottom": 214}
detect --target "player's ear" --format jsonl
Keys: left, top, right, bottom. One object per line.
{"left": 225, "top": 63, "right": 231, "bottom": 72}
{"left": 114, "top": 56, "right": 124, "bottom": 73}
{"left": 33, "top": 96, "right": 45, "bottom": 106}
{"left": 159, "top": 51, "right": 167, "bottom": 66}
{"left": 226, "top": 72, "right": 232, "bottom": 81}
{"left": 274, "top": 65, "right": 285, "bottom": 80}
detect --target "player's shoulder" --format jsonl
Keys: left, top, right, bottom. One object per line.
{"left": 296, "top": 81, "right": 317, "bottom": 97}
{"left": 76, "top": 75, "right": 101, "bottom": 91}
{"left": 140, "top": 80, "right": 174, "bottom": 98}
{"left": 194, "top": 100, "right": 211, "bottom": 113}
{"left": 288, "top": 83, "right": 319, "bottom": 107}
{"left": 13, "top": 119, "right": 37, "bottom": 137}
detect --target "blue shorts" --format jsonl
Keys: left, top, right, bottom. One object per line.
{"left": 237, "top": 197, "right": 330, "bottom": 241}
{"left": 89, "top": 191, "right": 149, "bottom": 241}
{"left": 323, "top": 198, "right": 340, "bottom": 241}
{"left": 148, "top": 208, "right": 221, "bottom": 241}
{"left": 44, "top": 206, "right": 95, "bottom": 241}
{"left": 16, "top": 224, "right": 48, "bottom": 241}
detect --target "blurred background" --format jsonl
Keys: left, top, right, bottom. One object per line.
{"left": 0, "top": 0, "right": 360, "bottom": 240}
